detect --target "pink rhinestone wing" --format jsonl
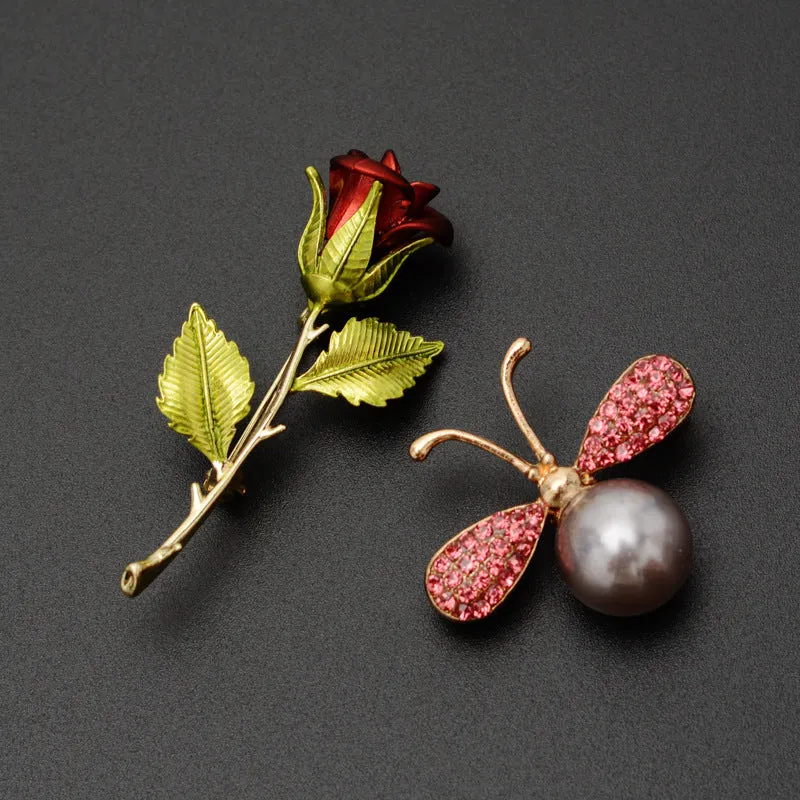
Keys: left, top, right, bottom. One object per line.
{"left": 575, "top": 355, "right": 696, "bottom": 475}
{"left": 425, "top": 500, "right": 547, "bottom": 622}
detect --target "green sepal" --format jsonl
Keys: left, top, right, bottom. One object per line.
{"left": 292, "top": 316, "right": 444, "bottom": 407}
{"left": 297, "top": 166, "right": 327, "bottom": 276}
{"left": 300, "top": 274, "right": 360, "bottom": 306}
{"left": 351, "top": 237, "right": 434, "bottom": 302}
{"left": 317, "top": 181, "right": 382, "bottom": 285}
{"left": 156, "top": 303, "right": 255, "bottom": 463}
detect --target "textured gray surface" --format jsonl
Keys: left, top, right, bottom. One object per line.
{"left": 2, "top": 1, "right": 799, "bottom": 797}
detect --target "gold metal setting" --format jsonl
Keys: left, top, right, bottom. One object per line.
{"left": 410, "top": 338, "right": 574, "bottom": 500}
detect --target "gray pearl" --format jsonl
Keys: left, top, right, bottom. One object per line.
{"left": 555, "top": 479, "right": 691, "bottom": 616}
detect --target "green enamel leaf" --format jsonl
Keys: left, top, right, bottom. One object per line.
{"left": 292, "top": 317, "right": 443, "bottom": 407}
{"left": 317, "top": 181, "right": 382, "bottom": 286}
{"left": 351, "top": 237, "right": 434, "bottom": 302}
{"left": 157, "top": 303, "right": 255, "bottom": 462}
{"left": 297, "top": 166, "right": 327, "bottom": 276}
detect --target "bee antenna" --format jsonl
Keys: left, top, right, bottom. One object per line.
{"left": 500, "top": 339, "right": 554, "bottom": 466}
{"left": 409, "top": 429, "right": 540, "bottom": 483}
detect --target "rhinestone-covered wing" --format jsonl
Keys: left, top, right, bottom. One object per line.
{"left": 575, "top": 354, "right": 695, "bottom": 475}
{"left": 425, "top": 501, "right": 547, "bottom": 622}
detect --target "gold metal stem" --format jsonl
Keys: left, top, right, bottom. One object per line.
{"left": 228, "top": 307, "right": 330, "bottom": 462}
{"left": 227, "top": 356, "right": 291, "bottom": 462}
{"left": 121, "top": 304, "right": 329, "bottom": 598}
{"left": 500, "top": 338, "right": 554, "bottom": 465}
{"left": 410, "top": 429, "right": 541, "bottom": 482}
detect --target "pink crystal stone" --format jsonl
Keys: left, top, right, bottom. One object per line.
{"left": 600, "top": 401, "right": 618, "bottom": 419}
{"left": 508, "top": 523, "right": 525, "bottom": 543}
{"left": 491, "top": 538, "right": 512, "bottom": 557}
{"left": 487, "top": 556, "right": 505, "bottom": 577}
{"left": 491, "top": 512, "right": 510, "bottom": 530}
{"left": 588, "top": 417, "right": 606, "bottom": 434}
{"left": 433, "top": 556, "right": 449, "bottom": 574}
{"left": 474, "top": 542, "right": 490, "bottom": 561}
{"left": 472, "top": 600, "right": 492, "bottom": 619}
{"left": 427, "top": 574, "right": 443, "bottom": 595}
{"left": 457, "top": 583, "right": 478, "bottom": 604}
{"left": 445, "top": 541, "right": 462, "bottom": 560}
{"left": 609, "top": 384, "right": 625, "bottom": 401}
{"left": 459, "top": 555, "right": 477, "bottom": 574}
{"left": 440, "top": 595, "right": 456, "bottom": 613}
{"left": 474, "top": 523, "right": 492, "bottom": 541}
{"left": 445, "top": 569, "right": 463, "bottom": 589}
{"left": 485, "top": 585, "right": 505, "bottom": 606}
{"left": 473, "top": 568, "right": 491, "bottom": 591}
{"left": 515, "top": 541, "right": 533, "bottom": 557}
{"left": 461, "top": 532, "right": 477, "bottom": 550}
{"left": 584, "top": 435, "right": 602, "bottom": 455}
{"left": 507, "top": 554, "right": 525, "bottom": 574}
{"left": 596, "top": 449, "right": 614, "bottom": 468}
{"left": 499, "top": 569, "right": 516, "bottom": 588}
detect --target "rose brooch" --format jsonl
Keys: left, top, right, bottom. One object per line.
{"left": 121, "top": 150, "right": 453, "bottom": 597}
{"left": 411, "top": 339, "right": 695, "bottom": 620}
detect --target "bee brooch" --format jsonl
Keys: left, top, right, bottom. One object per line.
{"left": 410, "top": 338, "right": 696, "bottom": 620}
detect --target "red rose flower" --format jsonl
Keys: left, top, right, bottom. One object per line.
{"left": 326, "top": 149, "right": 453, "bottom": 256}
{"left": 297, "top": 149, "right": 453, "bottom": 307}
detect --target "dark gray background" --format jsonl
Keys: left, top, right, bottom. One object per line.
{"left": 2, "top": 1, "right": 798, "bottom": 797}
